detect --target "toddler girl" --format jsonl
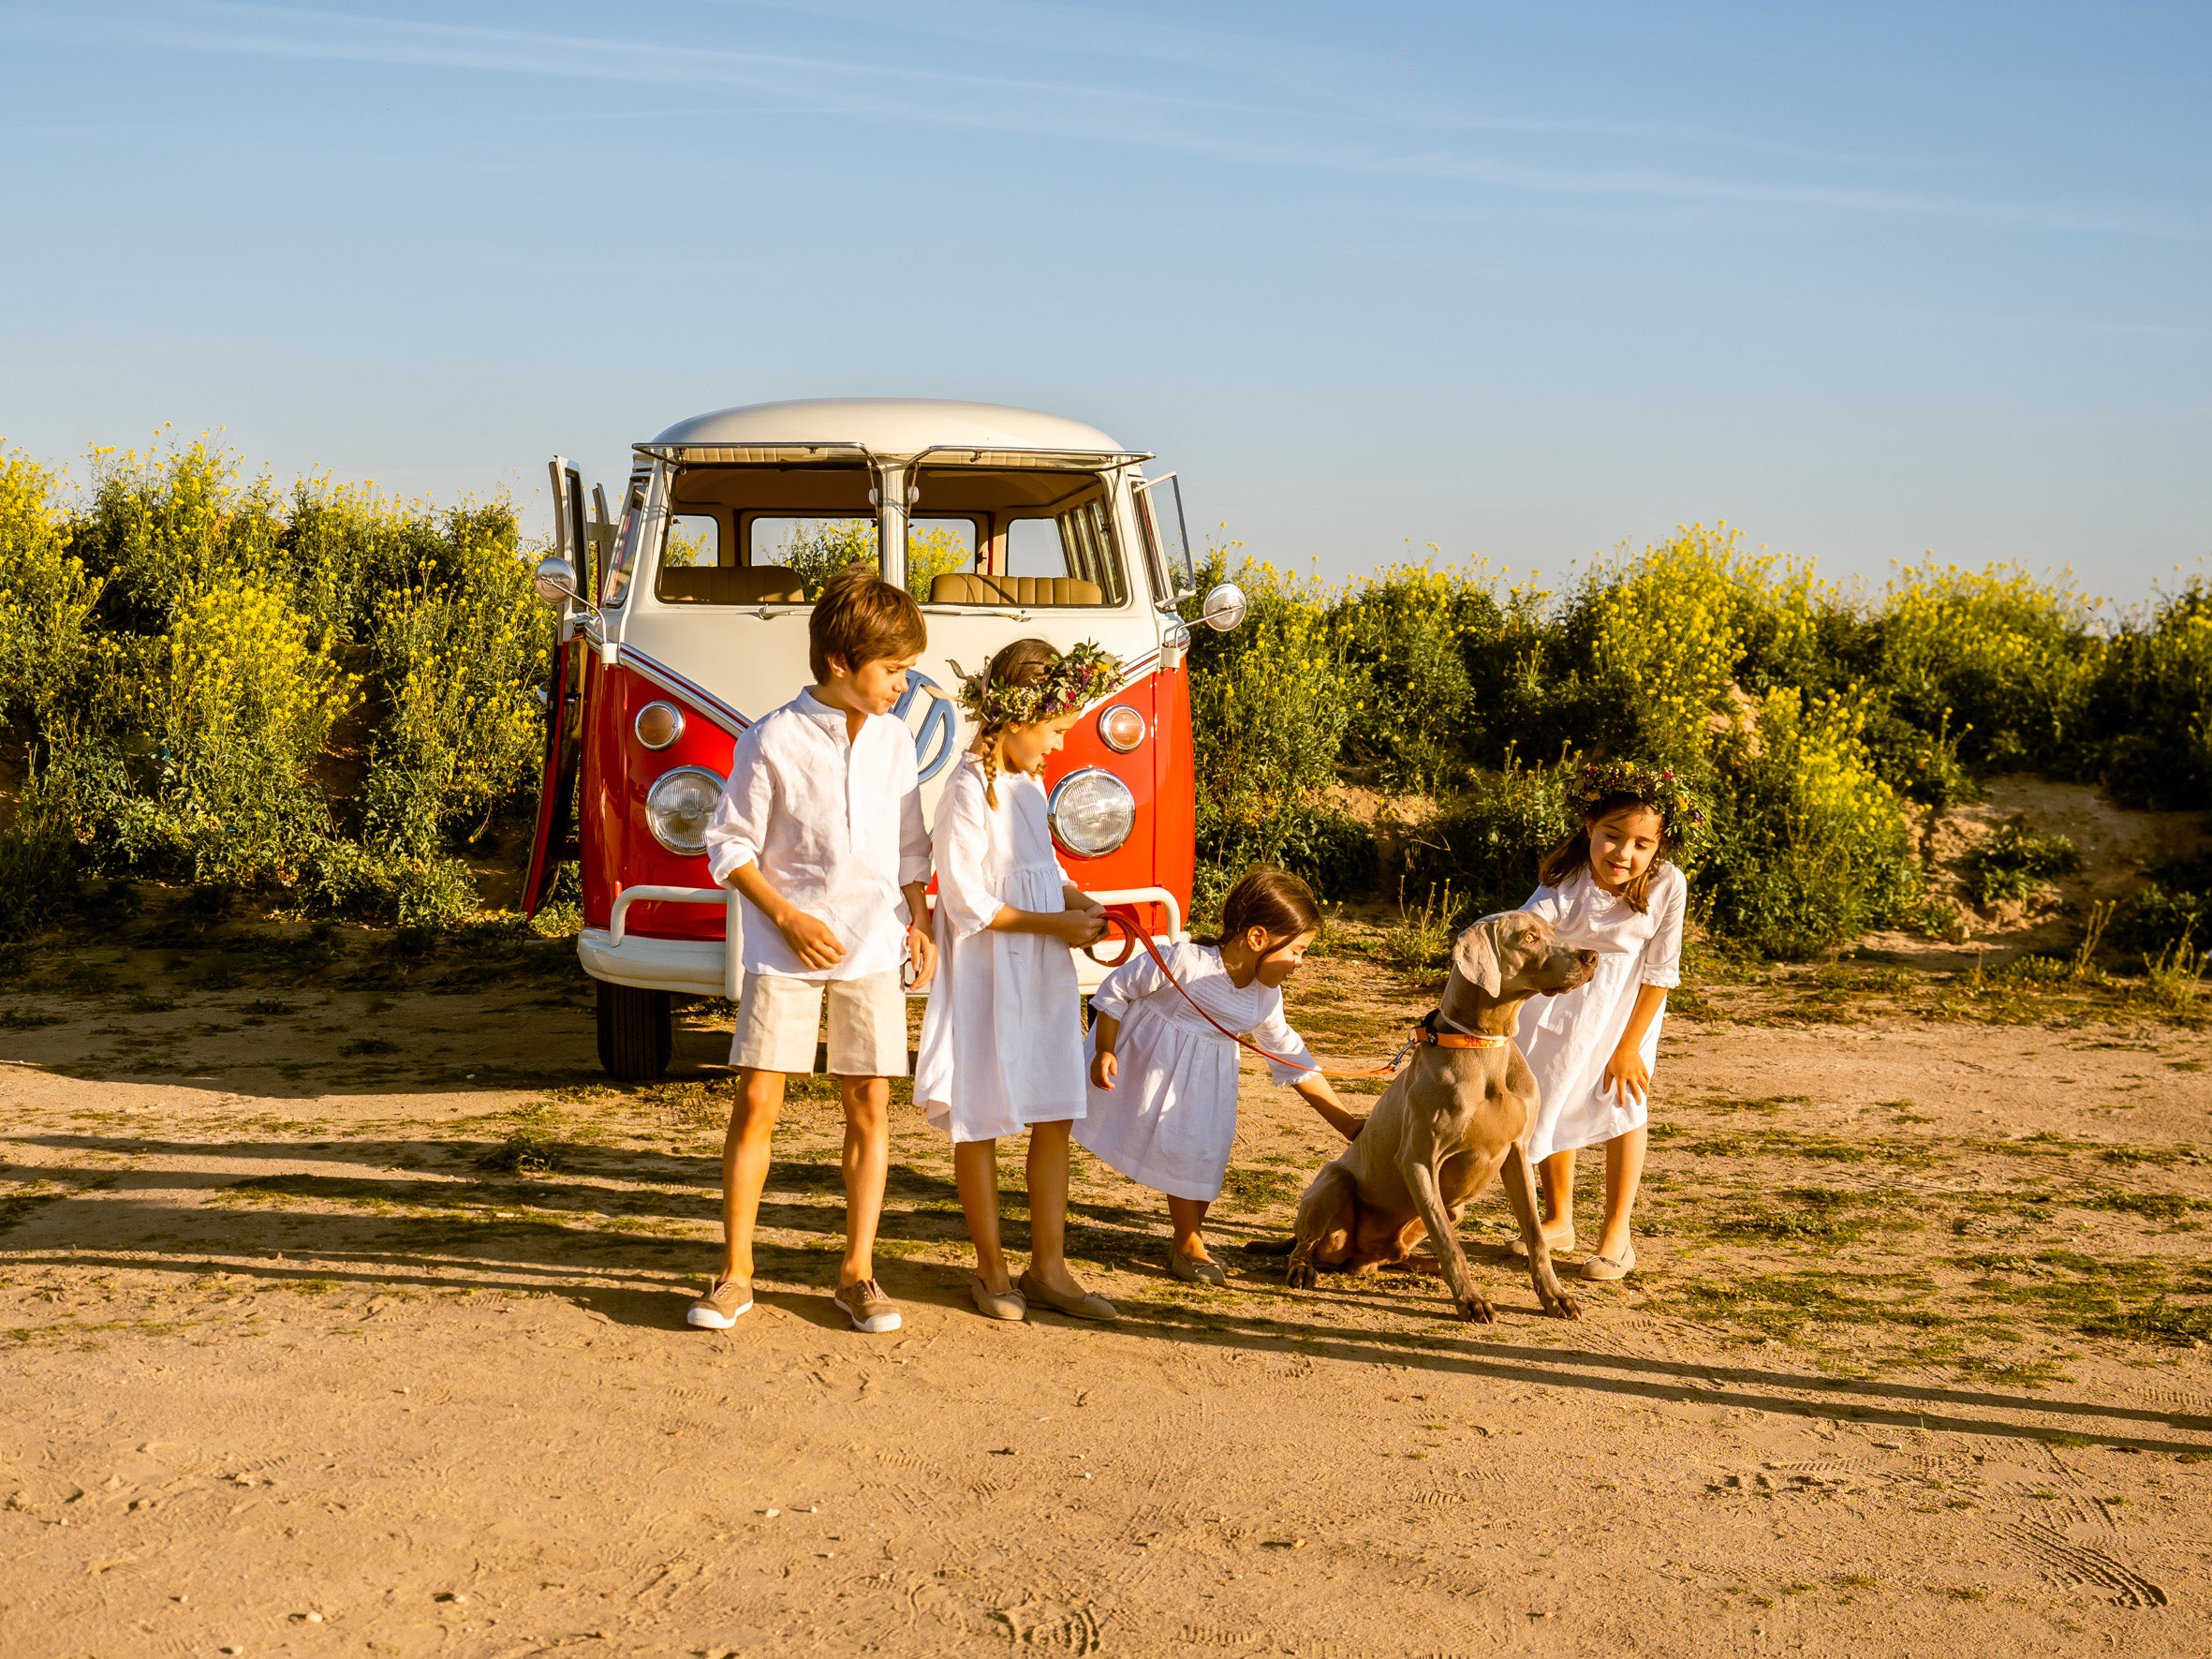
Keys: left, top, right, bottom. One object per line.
{"left": 916, "top": 638, "right": 1121, "bottom": 1323}
{"left": 1514, "top": 762, "right": 1698, "bottom": 1282}
{"left": 1077, "top": 867, "right": 1361, "bottom": 1283}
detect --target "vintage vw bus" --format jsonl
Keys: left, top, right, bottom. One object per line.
{"left": 524, "top": 398, "right": 1247, "bottom": 1080}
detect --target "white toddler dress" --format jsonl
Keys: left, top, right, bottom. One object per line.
{"left": 915, "top": 757, "right": 1087, "bottom": 1143}
{"left": 1073, "top": 941, "right": 1320, "bottom": 1202}
{"left": 1513, "top": 862, "right": 1687, "bottom": 1163}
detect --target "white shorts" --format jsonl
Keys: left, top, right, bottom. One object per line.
{"left": 731, "top": 970, "right": 907, "bottom": 1077}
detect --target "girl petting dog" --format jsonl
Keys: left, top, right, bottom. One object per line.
{"left": 1077, "top": 868, "right": 1363, "bottom": 1283}
{"left": 915, "top": 638, "right": 1123, "bottom": 1325}
{"left": 1513, "top": 763, "right": 1698, "bottom": 1282}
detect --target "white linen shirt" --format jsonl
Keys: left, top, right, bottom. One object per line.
{"left": 701, "top": 687, "right": 930, "bottom": 982}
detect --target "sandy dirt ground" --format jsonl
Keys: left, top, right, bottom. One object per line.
{"left": 4, "top": 915, "right": 2211, "bottom": 1658}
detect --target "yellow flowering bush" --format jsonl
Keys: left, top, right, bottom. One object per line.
{"left": 0, "top": 448, "right": 102, "bottom": 727}
{"left": 1, "top": 436, "right": 543, "bottom": 927}
{"left": 1185, "top": 550, "right": 1369, "bottom": 911}
{"left": 1877, "top": 559, "right": 2100, "bottom": 770}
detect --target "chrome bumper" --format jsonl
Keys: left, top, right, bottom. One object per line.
{"left": 575, "top": 885, "right": 1185, "bottom": 1000}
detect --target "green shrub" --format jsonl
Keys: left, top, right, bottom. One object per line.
{"left": 2076, "top": 580, "right": 2212, "bottom": 809}
{"left": 1964, "top": 822, "right": 2081, "bottom": 907}
{"left": 1693, "top": 689, "right": 1921, "bottom": 957}
{"left": 1400, "top": 761, "right": 1573, "bottom": 916}
{"left": 1872, "top": 560, "right": 2100, "bottom": 772}
{"left": 1185, "top": 553, "right": 1366, "bottom": 911}
{"left": 1335, "top": 560, "right": 1502, "bottom": 792}
{"left": 1, "top": 436, "right": 541, "bottom": 926}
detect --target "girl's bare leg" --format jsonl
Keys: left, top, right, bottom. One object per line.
{"left": 1535, "top": 1148, "right": 1577, "bottom": 1248}
{"left": 1167, "top": 1195, "right": 1212, "bottom": 1263}
{"left": 1593, "top": 1125, "right": 1647, "bottom": 1263}
{"left": 718, "top": 1068, "right": 786, "bottom": 1282}
{"left": 837, "top": 1075, "right": 891, "bottom": 1290}
{"left": 953, "top": 1137, "right": 1012, "bottom": 1294}
{"left": 1024, "top": 1120, "right": 1091, "bottom": 1296}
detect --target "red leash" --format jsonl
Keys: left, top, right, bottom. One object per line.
{"left": 1093, "top": 904, "right": 1500, "bottom": 1081}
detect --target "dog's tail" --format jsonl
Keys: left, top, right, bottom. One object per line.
{"left": 1238, "top": 1236, "right": 1296, "bottom": 1257}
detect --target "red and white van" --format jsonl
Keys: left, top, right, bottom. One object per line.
{"left": 523, "top": 398, "right": 1247, "bottom": 1080}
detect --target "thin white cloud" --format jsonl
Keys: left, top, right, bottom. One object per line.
{"left": 17, "top": 2, "right": 2204, "bottom": 242}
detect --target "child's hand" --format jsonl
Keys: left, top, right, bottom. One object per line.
{"left": 904, "top": 923, "right": 937, "bottom": 990}
{"left": 777, "top": 909, "right": 846, "bottom": 970}
{"left": 1090, "top": 1050, "right": 1118, "bottom": 1090}
{"left": 1601, "top": 1045, "right": 1651, "bottom": 1108}
{"left": 1050, "top": 910, "right": 1109, "bottom": 948}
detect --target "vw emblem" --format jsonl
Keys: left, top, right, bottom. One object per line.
{"left": 895, "top": 670, "right": 958, "bottom": 782}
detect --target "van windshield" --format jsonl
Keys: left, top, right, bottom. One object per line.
{"left": 655, "top": 464, "right": 1128, "bottom": 608}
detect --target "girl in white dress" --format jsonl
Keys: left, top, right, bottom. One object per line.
{"left": 1512, "top": 763, "right": 1700, "bottom": 1283}
{"left": 917, "top": 638, "right": 1121, "bottom": 1324}
{"left": 1077, "top": 868, "right": 1362, "bottom": 1284}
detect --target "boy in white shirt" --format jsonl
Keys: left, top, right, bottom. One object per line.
{"left": 687, "top": 564, "right": 936, "bottom": 1335}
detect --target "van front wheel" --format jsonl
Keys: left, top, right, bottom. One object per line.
{"left": 597, "top": 982, "right": 673, "bottom": 1081}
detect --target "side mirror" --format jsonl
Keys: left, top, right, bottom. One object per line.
{"left": 1200, "top": 582, "right": 1248, "bottom": 632}
{"left": 534, "top": 555, "right": 582, "bottom": 610}
{"left": 1158, "top": 619, "right": 1192, "bottom": 670}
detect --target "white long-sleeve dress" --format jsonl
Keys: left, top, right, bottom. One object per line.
{"left": 914, "top": 757, "right": 1087, "bottom": 1144}
{"left": 1073, "top": 942, "right": 1320, "bottom": 1202}
{"left": 1513, "top": 862, "right": 1687, "bottom": 1163}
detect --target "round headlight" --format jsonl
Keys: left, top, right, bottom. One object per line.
{"left": 634, "top": 701, "right": 686, "bottom": 750}
{"left": 1048, "top": 767, "right": 1136, "bottom": 858}
{"left": 644, "top": 766, "right": 723, "bottom": 855}
{"left": 1098, "top": 704, "right": 1146, "bottom": 753}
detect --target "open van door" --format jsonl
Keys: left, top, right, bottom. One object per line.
{"left": 523, "top": 458, "right": 595, "bottom": 917}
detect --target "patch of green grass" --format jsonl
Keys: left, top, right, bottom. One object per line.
{"left": 0, "top": 1008, "right": 66, "bottom": 1029}
{"left": 1219, "top": 1165, "right": 1306, "bottom": 1212}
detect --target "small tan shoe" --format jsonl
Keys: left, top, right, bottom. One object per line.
{"left": 1580, "top": 1246, "right": 1637, "bottom": 1282}
{"left": 969, "top": 1276, "right": 1027, "bottom": 1322}
{"left": 1168, "top": 1248, "right": 1228, "bottom": 1287}
{"left": 1509, "top": 1227, "right": 1575, "bottom": 1259}
{"left": 1018, "top": 1268, "right": 1117, "bottom": 1322}
{"left": 833, "top": 1278, "right": 902, "bottom": 1333}
{"left": 686, "top": 1276, "right": 754, "bottom": 1329}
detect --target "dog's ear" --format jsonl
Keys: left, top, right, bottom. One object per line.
{"left": 1452, "top": 919, "right": 1502, "bottom": 998}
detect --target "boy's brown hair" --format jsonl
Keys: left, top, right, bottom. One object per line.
{"left": 808, "top": 562, "right": 927, "bottom": 682}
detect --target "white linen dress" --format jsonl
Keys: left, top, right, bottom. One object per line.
{"left": 914, "top": 757, "right": 1087, "bottom": 1144}
{"left": 1073, "top": 942, "right": 1320, "bottom": 1202}
{"left": 1513, "top": 862, "right": 1687, "bottom": 1163}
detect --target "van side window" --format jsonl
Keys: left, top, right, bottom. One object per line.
{"left": 993, "top": 503, "right": 1126, "bottom": 608}
{"left": 663, "top": 514, "right": 718, "bottom": 569}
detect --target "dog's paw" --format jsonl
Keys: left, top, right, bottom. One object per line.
{"left": 1547, "top": 1292, "right": 1582, "bottom": 1321}
{"left": 1285, "top": 1259, "right": 1316, "bottom": 1291}
{"left": 1453, "top": 1294, "right": 1496, "bottom": 1324}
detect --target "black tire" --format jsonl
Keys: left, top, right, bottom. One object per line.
{"left": 597, "top": 981, "right": 672, "bottom": 1082}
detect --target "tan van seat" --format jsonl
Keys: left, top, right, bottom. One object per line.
{"left": 657, "top": 564, "right": 806, "bottom": 605}
{"left": 930, "top": 572, "right": 1104, "bottom": 608}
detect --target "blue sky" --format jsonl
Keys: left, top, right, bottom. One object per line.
{"left": 2, "top": 2, "right": 2206, "bottom": 599}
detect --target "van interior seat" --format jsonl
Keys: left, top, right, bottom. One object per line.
{"left": 656, "top": 565, "right": 806, "bottom": 605}
{"left": 930, "top": 572, "right": 1104, "bottom": 608}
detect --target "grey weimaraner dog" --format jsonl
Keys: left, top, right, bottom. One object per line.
{"left": 1282, "top": 911, "right": 1596, "bottom": 1322}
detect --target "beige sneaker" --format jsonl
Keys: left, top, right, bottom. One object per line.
{"left": 686, "top": 1276, "right": 753, "bottom": 1329}
{"left": 833, "top": 1278, "right": 902, "bottom": 1334}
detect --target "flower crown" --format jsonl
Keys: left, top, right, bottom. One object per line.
{"left": 955, "top": 640, "right": 1124, "bottom": 732}
{"left": 1565, "top": 760, "right": 1707, "bottom": 841}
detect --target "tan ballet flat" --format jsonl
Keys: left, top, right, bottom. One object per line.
{"left": 1580, "top": 1246, "right": 1636, "bottom": 1281}
{"left": 1018, "top": 1268, "right": 1118, "bottom": 1322}
{"left": 1169, "top": 1248, "right": 1228, "bottom": 1287}
{"left": 970, "top": 1276, "right": 1026, "bottom": 1322}
{"left": 1509, "top": 1228, "right": 1576, "bottom": 1259}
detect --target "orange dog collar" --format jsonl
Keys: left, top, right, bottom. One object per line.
{"left": 1417, "top": 1026, "right": 1511, "bottom": 1051}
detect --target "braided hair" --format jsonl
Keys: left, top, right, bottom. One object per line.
{"left": 969, "top": 637, "right": 1061, "bottom": 808}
